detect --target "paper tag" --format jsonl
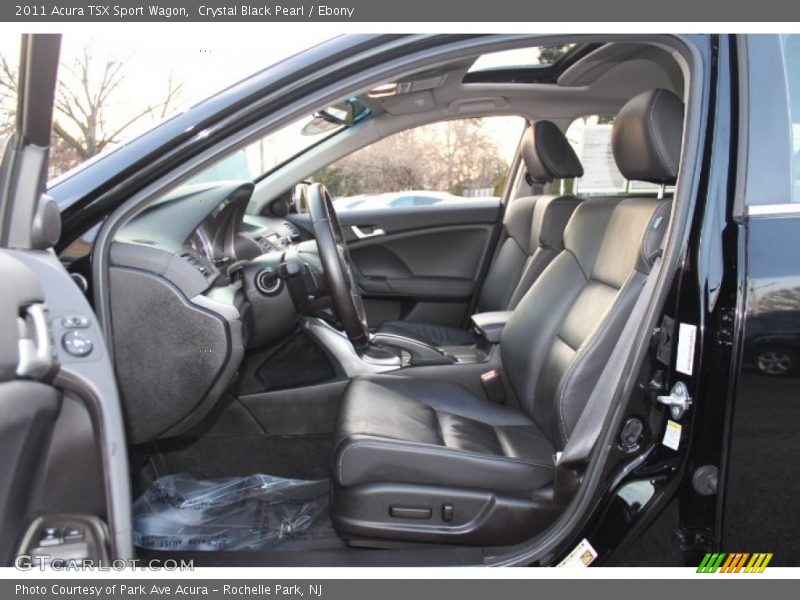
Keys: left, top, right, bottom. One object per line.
{"left": 662, "top": 420, "right": 682, "bottom": 450}
{"left": 557, "top": 538, "right": 598, "bottom": 567}
{"left": 675, "top": 323, "right": 697, "bottom": 375}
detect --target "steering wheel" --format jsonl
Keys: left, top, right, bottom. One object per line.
{"left": 306, "top": 183, "right": 370, "bottom": 350}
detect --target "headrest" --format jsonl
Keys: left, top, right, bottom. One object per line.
{"left": 611, "top": 89, "right": 684, "bottom": 184}
{"left": 521, "top": 120, "right": 584, "bottom": 183}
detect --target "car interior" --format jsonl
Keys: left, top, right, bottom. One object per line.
{"left": 66, "top": 40, "right": 690, "bottom": 564}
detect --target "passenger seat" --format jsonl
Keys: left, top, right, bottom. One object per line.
{"left": 377, "top": 120, "right": 584, "bottom": 347}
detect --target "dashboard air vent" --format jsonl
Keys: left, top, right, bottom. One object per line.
{"left": 282, "top": 221, "right": 301, "bottom": 239}
{"left": 177, "top": 250, "right": 211, "bottom": 275}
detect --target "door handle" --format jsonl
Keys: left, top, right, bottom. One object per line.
{"left": 16, "top": 303, "right": 54, "bottom": 380}
{"left": 351, "top": 225, "right": 386, "bottom": 239}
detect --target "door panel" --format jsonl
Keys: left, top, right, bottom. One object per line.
{"left": 337, "top": 201, "right": 500, "bottom": 326}
{"left": 336, "top": 199, "right": 500, "bottom": 241}
{"left": 0, "top": 381, "right": 60, "bottom": 565}
{"left": 0, "top": 35, "right": 134, "bottom": 564}
{"left": 0, "top": 252, "right": 61, "bottom": 564}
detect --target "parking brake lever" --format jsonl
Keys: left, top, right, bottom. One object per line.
{"left": 368, "top": 332, "right": 456, "bottom": 365}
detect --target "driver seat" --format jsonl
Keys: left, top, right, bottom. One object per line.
{"left": 330, "top": 89, "right": 684, "bottom": 546}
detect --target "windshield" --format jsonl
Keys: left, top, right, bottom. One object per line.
{"left": 185, "top": 100, "right": 369, "bottom": 185}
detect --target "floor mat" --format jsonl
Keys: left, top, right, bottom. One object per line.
{"left": 133, "top": 473, "right": 344, "bottom": 552}
{"left": 154, "top": 435, "right": 333, "bottom": 481}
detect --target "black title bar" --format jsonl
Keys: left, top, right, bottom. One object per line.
{"left": 3, "top": 0, "right": 800, "bottom": 22}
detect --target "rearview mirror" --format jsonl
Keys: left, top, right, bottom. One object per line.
{"left": 301, "top": 99, "right": 370, "bottom": 135}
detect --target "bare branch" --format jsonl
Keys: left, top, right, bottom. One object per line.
{"left": 1, "top": 43, "right": 184, "bottom": 176}
{"left": 102, "top": 105, "right": 160, "bottom": 143}
{"left": 53, "top": 121, "right": 89, "bottom": 159}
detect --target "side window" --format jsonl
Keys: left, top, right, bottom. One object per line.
{"left": 565, "top": 115, "right": 663, "bottom": 196}
{"left": 780, "top": 34, "right": 800, "bottom": 203}
{"left": 312, "top": 116, "right": 525, "bottom": 210}
{"left": 743, "top": 35, "right": 797, "bottom": 208}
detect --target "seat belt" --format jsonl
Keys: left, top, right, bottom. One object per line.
{"left": 554, "top": 256, "right": 663, "bottom": 501}
{"left": 463, "top": 217, "right": 505, "bottom": 327}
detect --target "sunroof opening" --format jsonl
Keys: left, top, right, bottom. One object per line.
{"left": 467, "top": 44, "right": 577, "bottom": 73}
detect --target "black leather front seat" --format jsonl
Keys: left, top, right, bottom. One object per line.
{"left": 377, "top": 120, "right": 583, "bottom": 347}
{"left": 331, "top": 89, "right": 683, "bottom": 546}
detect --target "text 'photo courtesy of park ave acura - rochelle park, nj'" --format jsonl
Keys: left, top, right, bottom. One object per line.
{"left": 1, "top": 0, "right": 800, "bottom": 593}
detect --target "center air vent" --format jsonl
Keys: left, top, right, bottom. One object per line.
{"left": 282, "top": 222, "right": 301, "bottom": 239}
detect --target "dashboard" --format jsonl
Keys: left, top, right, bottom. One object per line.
{"left": 108, "top": 180, "right": 306, "bottom": 443}
{"left": 116, "top": 181, "right": 302, "bottom": 279}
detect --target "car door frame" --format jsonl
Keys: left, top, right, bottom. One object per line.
{"left": 0, "top": 34, "right": 135, "bottom": 563}
{"left": 0, "top": 34, "right": 60, "bottom": 246}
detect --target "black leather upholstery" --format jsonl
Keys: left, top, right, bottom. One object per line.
{"left": 612, "top": 88, "right": 684, "bottom": 184}
{"left": 501, "top": 197, "right": 671, "bottom": 447}
{"left": 521, "top": 120, "right": 585, "bottom": 183}
{"left": 332, "top": 90, "right": 682, "bottom": 545}
{"left": 377, "top": 121, "right": 582, "bottom": 348}
{"left": 376, "top": 320, "right": 479, "bottom": 347}
{"left": 334, "top": 376, "right": 555, "bottom": 493}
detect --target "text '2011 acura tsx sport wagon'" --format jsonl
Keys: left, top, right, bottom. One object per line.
{"left": 1, "top": 33, "right": 799, "bottom": 567}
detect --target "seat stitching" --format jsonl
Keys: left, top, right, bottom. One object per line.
{"left": 647, "top": 89, "right": 675, "bottom": 177}
{"left": 555, "top": 277, "right": 620, "bottom": 354}
{"left": 339, "top": 440, "right": 555, "bottom": 473}
{"left": 587, "top": 267, "right": 623, "bottom": 290}
{"left": 639, "top": 203, "right": 667, "bottom": 272}
{"left": 488, "top": 422, "right": 505, "bottom": 458}
{"left": 432, "top": 409, "right": 445, "bottom": 446}
{"left": 638, "top": 208, "right": 651, "bottom": 271}
{"left": 337, "top": 439, "right": 554, "bottom": 482}
{"left": 508, "top": 251, "right": 549, "bottom": 309}
{"left": 555, "top": 272, "right": 634, "bottom": 445}
{"left": 563, "top": 247, "right": 590, "bottom": 280}
{"left": 507, "top": 255, "right": 535, "bottom": 308}
{"left": 555, "top": 332, "right": 578, "bottom": 352}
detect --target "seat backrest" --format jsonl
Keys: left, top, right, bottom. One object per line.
{"left": 500, "top": 89, "right": 683, "bottom": 450}
{"left": 477, "top": 121, "right": 583, "bottom": 313}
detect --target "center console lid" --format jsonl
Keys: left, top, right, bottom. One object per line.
{"left": 471, "top": 311, "right": 513, "bottom": 344}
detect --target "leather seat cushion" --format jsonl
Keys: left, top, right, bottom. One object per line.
{"left": 376, "top": 320, "right": 477, "bottom": 347}
{"left": 333, "top": 375, "right": 556, "bottom": 493}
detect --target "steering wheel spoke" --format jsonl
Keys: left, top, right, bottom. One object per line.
{"left": 307, "top": 183, "right": 370, "bottom": 350}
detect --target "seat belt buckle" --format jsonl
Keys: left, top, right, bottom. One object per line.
{"left": 480, "top": 369, "right": 506, "bottom": 404}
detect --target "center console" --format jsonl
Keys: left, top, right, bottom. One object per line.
{"left": 305, "top": 310, "right": 513, "bottom": 378}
